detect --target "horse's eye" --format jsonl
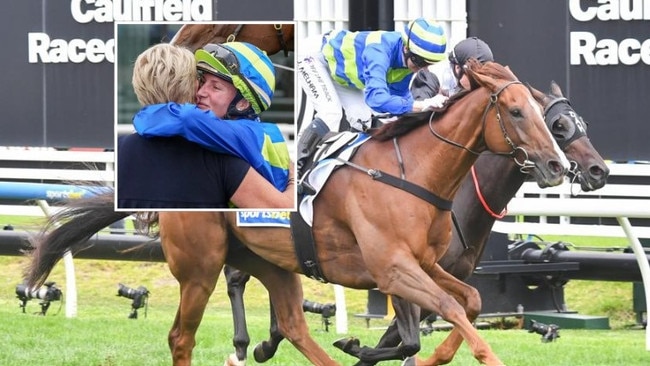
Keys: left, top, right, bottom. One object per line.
{"left": 510, "top": 108, "right": 522, "bottom": 118}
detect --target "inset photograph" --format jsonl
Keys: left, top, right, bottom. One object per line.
{"left": 115, "top": 22, "right": 296, "bottom": 210}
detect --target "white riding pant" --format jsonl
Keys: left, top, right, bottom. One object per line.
{"left": 297, "top": 35, "right": 373, "bottom": 135}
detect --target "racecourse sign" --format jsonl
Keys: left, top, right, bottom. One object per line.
{"left": 28, "top": 0, "right": 212, "bottom": 64}
{"left": 569, "top": 0, "right": 650, "bottom": 65}
{"left": 469, "top": 0, "right": 650, "bottom": 160}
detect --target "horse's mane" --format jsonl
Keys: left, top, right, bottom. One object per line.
{"left": 371, "top": 60, "right": 516, "bottom": 142}
{"left": 467, "top": 59, "right": 518, "bottom": 83}
{"left": 371, "top": 90, "right": 471, "bottom": 141}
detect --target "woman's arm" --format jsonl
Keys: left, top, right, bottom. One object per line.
{"left": 230, "top": 162, "right": 295, "bottom": 209}
{"left": 133, "top": 103, "right": 289, "bottom": 190}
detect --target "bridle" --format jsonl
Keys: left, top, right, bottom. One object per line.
{"left": 543, "top": 96, "right": 587, "bottom": 150}
{"left": 428, "top": 80, "right": 535, "bottom": 173}
{"left": 226, "top": 24, "right": 291, "bottom": 58}
{"left": 472, "top": 94, "right": 588, "bottom": 218}
{"left": 542, "top": 95, "right": 588, "bottom": 191}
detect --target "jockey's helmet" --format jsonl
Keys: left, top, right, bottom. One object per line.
{"left": 449, "top": 37, "right": 494, "bottom": 67}
{"left": 195, "top": 42, "right": 275, "bottom": 116}
{"left": 403, "top": 18, "right": 447, "bottom": 65}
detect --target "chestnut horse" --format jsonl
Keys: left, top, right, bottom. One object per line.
{"left": 159, "top": 61, "right": 572, "bottom": 366}
{"left": 338, "top": 81, "right": 610, "bottom": 365}
{"left": 26, "top": 60, "right": 570, "bottom": 366}
{"left": 224, "top": 81, "right": 610, "bottom": 365}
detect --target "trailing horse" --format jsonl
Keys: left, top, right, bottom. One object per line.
{"left": 25, "top": 60, "right": 569, "bottom": 366}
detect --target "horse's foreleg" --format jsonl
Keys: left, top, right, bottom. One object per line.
{"left": 264, "top": 273, "right": 339, "bottom": 365}
{"left": 223, "top": 265, "right": 287, "bottom": 364}
{"left": 416, "top": 267, "right": 482, "bottom": 366}
{"left": 376, "top": 260, "right": 502, "bottom": 366}
{"left": 224, "top": 265, "right": 252, "bottom": 363}
{"left": 226, "top": 241, "right": 336, "bottom": 365}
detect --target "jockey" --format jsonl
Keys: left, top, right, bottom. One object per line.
{"left": 131, "top": 42, "right": 292, "bottom": 194}
{"left": 413, "top": 37, "right": 494, "bottom": 104}
{"left": 296, "top": 18, "right": 448, "bottom": 186}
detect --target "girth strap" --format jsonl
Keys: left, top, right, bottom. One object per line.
{"left": 368, "top": 170, "right": 453, "bottom": 210}
{"left": 336, "top": 156, "right": 453, "bottom": 211}
{"left": 290, "top": 211, "right": 328, "bottom": 283}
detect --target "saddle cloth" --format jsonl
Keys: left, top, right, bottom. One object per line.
{"left": 299, "top": 131, "right": 371, "bottom": 226}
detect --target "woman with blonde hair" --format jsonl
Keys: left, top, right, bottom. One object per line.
{"left": 118, "top": 43, "right": 294, "bottom": 209}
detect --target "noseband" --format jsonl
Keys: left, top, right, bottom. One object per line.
{"left": 428, "top": 80, "right": 535, "bottom": 172}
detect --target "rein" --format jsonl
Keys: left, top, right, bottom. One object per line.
{"left": 470, "top": 94, "right": 584, "bottom": 218}
{"left": 226, "top": 24, "right": 291, "bottom": 58}
{"left": 274, "top": 24, "right": 290, "bottom": 57}
{"left": 470, "top": 165, "right": 507, "bottom": 219}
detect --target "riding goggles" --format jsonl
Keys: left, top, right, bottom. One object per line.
{"left": 409, "top": 52, "right": 436, "bottom": 68}
{"left": 195, "top": 44, "right": 264, "bottom": 111}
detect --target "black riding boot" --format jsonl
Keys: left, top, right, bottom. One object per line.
{"left": 296, "top": 118, "right": 330, "bottom": 195}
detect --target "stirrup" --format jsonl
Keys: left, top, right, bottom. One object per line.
{"left": 298, "top": 180, "right": 316, "bottom": 196}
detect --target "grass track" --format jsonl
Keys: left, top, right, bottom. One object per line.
{"left": 0, "top": 216, "right": 647, "bottom": 364}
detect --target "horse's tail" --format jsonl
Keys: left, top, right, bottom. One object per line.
{"left": 24, "top": 190, "right": 131, "bottom": 288}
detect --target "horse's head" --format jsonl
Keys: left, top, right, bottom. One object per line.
{"left": 465, "top": 59, "right": 569, "bottom": 188}
{"left": 528, "top": 81, "right": 609, "bottom": 191}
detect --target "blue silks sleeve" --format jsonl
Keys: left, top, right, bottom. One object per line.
{"left": 132, "top": 103, "right": 289, "bottom": 190}
{"left": 362, "top": 43, "right": 413, "bottom": 115}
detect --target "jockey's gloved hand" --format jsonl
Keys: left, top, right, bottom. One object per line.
{"left": 420, "top": 94, "right": 448, "bottom": 111}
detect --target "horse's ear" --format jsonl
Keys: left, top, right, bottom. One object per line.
{"left": 549, "top": 80, "right": 564, "bottom": 98}
{"left": 524, "top": 82, "right": 533, "bottom": 93}
{"left": 526, "top": 82, "right": 545, "bottom": 104}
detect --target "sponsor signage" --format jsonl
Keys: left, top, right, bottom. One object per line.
{"left": 470, "top": 0, "right": 650, "bottom": 160}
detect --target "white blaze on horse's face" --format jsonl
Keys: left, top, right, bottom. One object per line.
{"left": 528, "top": 95, "right": 571, "bottom": 170}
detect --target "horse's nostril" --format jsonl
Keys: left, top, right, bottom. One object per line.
{"left": 547, "top": 160, "right": 566, "bottom": 176}
{"left": 590, "top": 165, "right": 609, "bottom": 180}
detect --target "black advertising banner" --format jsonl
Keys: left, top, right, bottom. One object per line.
{"left": 567, "top": 1, "right": 650, "bottom": 161}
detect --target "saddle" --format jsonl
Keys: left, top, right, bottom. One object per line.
{"left": 298, "top": 131, "right": 360, "bottom": 195}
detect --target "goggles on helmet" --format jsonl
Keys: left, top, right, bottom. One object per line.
{"left": 408, "top": 52, "right": 435, "bottom": 68}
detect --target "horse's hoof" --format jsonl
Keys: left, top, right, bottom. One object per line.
{"left": 333, "top": 337, "right": 360, "bottom": 352}
{"left": 253, "top": 344, "right": 270, "bottom": 363}
{"left": 224, "top": 353, "right": 246, "bottom": 366}
{"left": 401, "top": 356, "right": 416, "bottom": 366}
